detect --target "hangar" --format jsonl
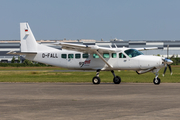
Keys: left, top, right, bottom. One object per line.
{"left": 0, "top": 39, "right": 179, "bottom": 63}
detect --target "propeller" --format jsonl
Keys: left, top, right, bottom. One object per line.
{"left": 162, "top": 58, "right": 173, "bottom": 76}
{"left": 162, "top": 45, "right": 174, "bottom": 76}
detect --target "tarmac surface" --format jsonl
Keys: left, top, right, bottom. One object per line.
{"left": 0, "top": 83, "right": 180, "bottom": 120}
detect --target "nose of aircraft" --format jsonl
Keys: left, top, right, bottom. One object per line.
{"left": 163, "top": 58, "right": 173, "bottom": 65}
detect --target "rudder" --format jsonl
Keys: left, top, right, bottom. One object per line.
{"left": 20, "top": 23, "right": 38, "bottom": 52}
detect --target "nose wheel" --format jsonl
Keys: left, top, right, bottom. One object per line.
{"left": 153, "top": 77, "right": 161, "bottom": 85}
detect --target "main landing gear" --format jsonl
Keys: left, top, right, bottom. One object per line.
{"left": 92, "top": 70, "right": 121, "bottom": 84}
{"left": 92, "top": 69, "right": 101, "bottom": 84}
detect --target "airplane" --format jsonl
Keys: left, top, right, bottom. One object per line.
{"left": 8, "top": 23, "right": 173, "bottom": 85}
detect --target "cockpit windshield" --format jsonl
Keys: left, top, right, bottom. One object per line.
{"left": 124, "top": 49, "right": 143, "bottom": 58}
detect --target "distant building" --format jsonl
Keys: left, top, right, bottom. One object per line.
{"left": 110, "top": 38, "right": 123, "bottom": 42}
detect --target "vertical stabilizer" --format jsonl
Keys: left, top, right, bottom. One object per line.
{"left": 20, "top": 23, "right": 38, "bottom": 52}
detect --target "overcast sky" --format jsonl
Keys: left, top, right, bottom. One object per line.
{"left": 1, "top": 0, "right": 180, "bottom": 41}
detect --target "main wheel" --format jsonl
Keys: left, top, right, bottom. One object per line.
{"left": 92, "top": 77, "right": 101, "bottom": 84}
{"left": 153, "top": 77, "right": 161, "bottom": 85}
{"left": 113, "top": 76, "right": 121, "bottom": 84}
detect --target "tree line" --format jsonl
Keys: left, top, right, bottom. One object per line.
{"left": 0, "top": 56, "right": 49, "bottom": 67}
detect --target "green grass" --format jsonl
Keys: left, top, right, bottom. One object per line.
{"left": 0, "top": 66, "right": 66, "bottom": 70}
{"left": 0, "top": 66, "right": 179, "bottom": 83}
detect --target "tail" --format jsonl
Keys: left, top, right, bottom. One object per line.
{"left": 20, "top": 22, "right": 38, "bottom": 52}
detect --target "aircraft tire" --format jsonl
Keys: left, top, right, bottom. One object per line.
{"left": 92, "top": 77, "right": 101, "bottom": 84}
{"left": 113, "top": 76, "right": 121, "bottom": 84}
{"left": 153, "top": 77, "right": 161, "bottom": 85}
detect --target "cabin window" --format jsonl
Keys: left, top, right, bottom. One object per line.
{"left": 112, "top": 53, "right": 117, "bottom": 58}
{"left": 83, "top": 53, "right": 89, "bottom": 58}
{"left": 119, "top": 53, "right": 126, "bottom": 58}
{"left": 61, "top": 54, "right": 67, "bottom": 59}
{"left": 75, "top": 54, "right": 81, "bottom": 59}
{"left": 93, "top": 54, "right": 99, "bottom": 58}
{"left": 68, "top": 54, "right": 74, "bottom": 59}
{"left": 103, "top": 53, "right": 109, "bottom": 58}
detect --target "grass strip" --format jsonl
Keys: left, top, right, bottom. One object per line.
{"left": 0, "top": 66, "right": 179, "bottom": 83}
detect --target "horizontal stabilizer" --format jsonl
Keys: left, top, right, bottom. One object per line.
{"left": 7, "top": 51, "right": 37, "bottom": 55}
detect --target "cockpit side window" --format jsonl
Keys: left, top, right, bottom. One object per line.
{"left": 119, "top": 53, "right": 126, "bottom": 58}
{"left": 124, "top": 49, "right": 143, "bottom": 58}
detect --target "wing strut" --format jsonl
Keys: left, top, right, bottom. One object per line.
{"left": 94, "top": 50, "right": 113, "bottom": 68}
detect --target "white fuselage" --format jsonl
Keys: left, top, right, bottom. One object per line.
{"left": 25, "top": 49, "right": 164, "bottom": 71}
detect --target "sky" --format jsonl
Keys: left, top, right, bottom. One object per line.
{"left": 1, "top": 0, "right": 180, "bottom": 41}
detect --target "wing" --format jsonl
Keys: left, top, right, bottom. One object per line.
{"left": 135, "top": 47, "right": 158, "bottom": 51}
{"left": 54, "top": 42, "right": 120, "bottom": 53}
{"left": 55, "top": 42, "right": 158, "bottom": 52}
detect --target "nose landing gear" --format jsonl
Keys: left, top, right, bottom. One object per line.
{"left": 153, "top": 77, "right": 161, "bottom": 85}
{"left": 152, "top": 69, "right": 161, "bottom": 85}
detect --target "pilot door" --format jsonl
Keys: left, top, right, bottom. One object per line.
{"left": 118, "top": 52, "right": 130, "bottom": 69}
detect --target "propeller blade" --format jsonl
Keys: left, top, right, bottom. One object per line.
{"left": 170, "top": 55, "right": 174, "bottom": 59}
{"left": 168, "top": 65, "right": 173, "bottom": 75}
{"left": 163, "top": 65, "right": 167, "bottom": 77}
{"left": 162, "top": 56, "right": 173, "bottom": 76}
